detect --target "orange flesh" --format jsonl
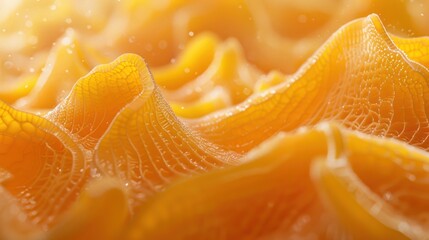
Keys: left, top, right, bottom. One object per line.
{"left": 1, "top": 1, "right": 429, "bottom": 239}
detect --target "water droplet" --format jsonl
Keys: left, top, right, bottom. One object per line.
{"left": 242, "top": 88, "right": 251, "bottom": 95}
{"left": 188, "top": 31, "right": 194, "bottom": 37}
{"left": 298, "top": 14, "right": 308, "bottom": 23}
{"left": 25, "top": 20, "right": 33, "bottom": 28}
{"left": 128, "top": 36, "right": 136, "bottom": 43}
{"left": 398, "top": 221, "right": 410, "bottom": 232}
{"left": 407, "top": 173, "right": 416, "bottom": 181}
{"left": 28, "top": 36, "right": 38, "bottom": 45}
{"left": 383, "top": 191, "right": 392, "bottom": 201}
{"left": 158, "top": 40, "right": 167, "bottom": 49}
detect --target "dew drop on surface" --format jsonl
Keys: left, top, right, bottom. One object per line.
{"left": 158, "top": 40, "right": 167, "bottom": 49}
{"left": 292, "top": 215, "right": 311, "bottom": 232}
{"left": 383, "top": 191, "right": 392, "bottom": 201}
{"left": 406, "top": 173, "right": 416, "bottom": 181}
{"left": 188, "top": 31, "right": 194, "bottom": 37}
{"left": 242, "top": 88, "right": 251, "bottom": 95}
{"left": 128, "top": 36, "right": 136, "bottom": 43}
{"left": 370, "top": 202, "right": 382, "bottom": 215}
{"left": 90, "top": 167, "right": 100, "bottom": 178}
{"left": 47, "top": 216, "right": 55, "bottom": 224}
{"left": 25, "top": 20, "right": 33, "bottom": 28}
{"left": 28, "top": 36, "right": 38, "bottom": 45}
{"left": 398, "top": 221, "right": 410, "bottom": 232}
{"left": 298, "top": 14, "right": 308, "bottom": 23}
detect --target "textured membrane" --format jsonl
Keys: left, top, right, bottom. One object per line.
{"left": 1, "top": 1, "right": 429, "bottom": 239}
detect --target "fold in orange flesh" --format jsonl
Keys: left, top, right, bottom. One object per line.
{"left": 152, "top": 33, "right": 220, "bottom": 90}
{"left": 44, "top": 54, "right": 147, "bottom": 149}
{"left": 45, "top": 178, "right": 128, "bottom": 240}
{"left": 0, "top": 176, "right": 128, "bottom": 240}
{"left": 16, "top": 29, "right": 110, "bottom": 111}
{"left": 125, "top": 123, "right": 429, "bottom": 240}
{"left": 189, "top": 14, "right": 429, "bottom": 153}
{"left": 0, "top": 100, "right": 88, "bottom": 229}
{"left": 162, "top": 35, "right": 261, "bottom": 117}
{"left": 91, "top": 54, "right": 241, "bottom": 208}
